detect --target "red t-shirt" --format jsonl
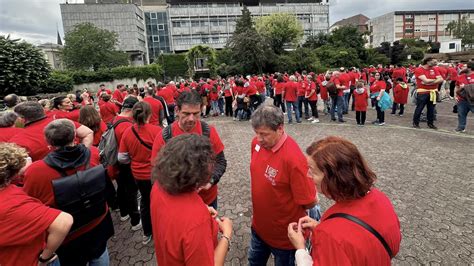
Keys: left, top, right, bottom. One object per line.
{"left": 305, "top": 81, "right": 317, "bottom": 101}
{"left": 250, "top": 134, "right": 316, "bottom": 250}
{"left": 246, "top": 83, "right": 258, "bottom": 96}
{"left": 150, "top": 184, "right": 218, "bottom": 266}
{"left": 0, "top": 127, "right": 23, "bottom": 142}
{"left": 297, "top": 81, "right": 306, "bottom": 97}
{"left": 392, "top": 68, "right": 407, "bottom": 83}
{"left": 113, "top": 116, "right": 134, "bottom": 144}
{"left": 23, "top": 147, "right": 105, "bottom": 242}
{"left": 158, "top": 88, "right": 176, "bottom": 105}
{"left": 333, "top": 78, "right": 345, "bottom": 97}
{"left": 0, "top": 185, "right": 60, "bottom": 266}
{"left": 143, "top": 96, "right": 164, "bottom": 126}
{"left": 455, "top": 73, "right": 474, "bottom": 102}
{"left": 99, "top": 101, "right": 119, "bottom": 124}
{"left": 9, "top": 117, "right": 80, "bottom": 162}
{"left": 370, "top": 80, "right": 387, "bottom": 94}
{"left": 49, "top": 109, "right": 80, "bottom": 122}
{"left": 448, "top": 67, "right": 458, "bottom": 81}
{"left": 151, "top": 121, "right": 224, "bottom": 205}
{"left": 349, "top": 72, "right": 359, "bottom": 86}
{"left": 119, "top": 124, "right": 162, "bottom": 180}
{"left": 436, "top": 66, "right": 448, "bottom": 80}
{"left": 223, "top": 86, "right": 233, "bottom": 97}
{"left": 112, "top": 89, "right": 125, "bottom": 104}
{"left": 274, "top": 82, "right": 285, "bottom": 95}
{"left": 353, "top": 88, "right": 369, "bottom": 111}
{"left": 414, "top": 67, "right": 441, "bottom": 91}
{"left": 209, "top": 90, "right": 219, "bottom": 101}
{"left": 96, "top": 88, "right": 112, "bottom": 97}
{"left": 311, "top": 188, "right": 401, "bottom": 265}
{"left": 339, "top": 73, "right": 351, "bottom": 88}
{"left": 256, "top": 80, "right": 266, "bottom": 94}
{"left": 92, "top": 121, "right": 107, "bottom": 146}
{"left": 283, "top": 81, "right": 298, "bottom": 102}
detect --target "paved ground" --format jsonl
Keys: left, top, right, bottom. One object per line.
{"left": 108, "top": 96, "right": 473, "bottom": 265}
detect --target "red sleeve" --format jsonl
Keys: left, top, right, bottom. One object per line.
{"left": 312, "top": 230, "right": 352, "bottom": 266}
{"left": 209, "top": 127, "right": 224, "bottom": 155}
{"left": 379, "top": 81, "right": 387, "bottom": 90}
{"left": 289, "top": 155, "right": 316, "bottom": 205}
{"left": 414, "top": 68, "right": 423, "bottom": 77}
{"left": 119, "top": 129, "right": 130, "bottom": 153}
{"left": 182, "top": 221, "right": 216, "bottom": 265}
{"left": 151, "top": 134, "right": 165, "bottom": 166}
{"left": 0, "top": 191, "right": 60, "bottom": 246}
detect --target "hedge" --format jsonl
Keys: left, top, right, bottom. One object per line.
{"left": 161, "top": 54, "right": 188, "bottom": 79}
{"left": 41, "top": 71, "right": 74, "bottom": 93}
{"left": 59, "top": 64, "right": 164, "bottom": 85}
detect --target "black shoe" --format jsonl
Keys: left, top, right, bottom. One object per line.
{"left": 338, "top": 120, "right": 346, "bottom": 123}
{"left": 413, "top": 123, "right": 420, "bottom": 129}
{"left": 427, "top": 124, "right": 438, "bottom": 130}
{"left": 331, "top": 118, "right": 336, "bottom": 121}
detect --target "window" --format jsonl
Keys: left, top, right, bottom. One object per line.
{"left": 429, "top": 17, "right": 436, "bottom": 21}
{"left": 172, "top": 21, "right": 180, "bottom": 28}
{"left": 150, "top": 13, "right": 157, "bottom": 19}
{"left": 158, "top": 24, "right": 164, "bottom": 30}
{"left": 449, "top": 43, "right": 455, "bottom": 49}
{"left": 153, "top": 36, "right": 159, "bottom": 42}
{"left": 191, "top": 21, "right": 200, "bottom": 27}
{"left": 405, "top": 15, "right": 412, "bottom": 19}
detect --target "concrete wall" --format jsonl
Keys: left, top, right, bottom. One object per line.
{"left": 369, "top": 12, "right": 395, "bottom": 47}
{"left": 71, "top": 78, "right": 159, "bottom": 94}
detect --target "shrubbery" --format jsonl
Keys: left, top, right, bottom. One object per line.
{"left": 41, "top": 71, "right": 74, "bottom": 93}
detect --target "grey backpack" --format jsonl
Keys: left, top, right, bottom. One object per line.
{"left": 98, "top": 119, "right": 131, "bottom": 166}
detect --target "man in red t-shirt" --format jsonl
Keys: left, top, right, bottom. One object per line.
{"left": 412, "top": 57, "right": 443, "bottom": 129}
{"left": 454, "top": 62, "right": 474, "bottom": 133}
{"left": 10, "top": 102, "right": 93, "bottom": 162}
{"left": 98, "top": 93, "right": 119, "bottom": 124}
{"left": 151, "top": 90, "right": 227, "bottom": 209}
{"left": 248, "top": 105, "right": 317, "bottom": 265}
{"left": 143, "top": 87, "right": 164, "bottom": 127}
{"left": 96, "top": 84, "right": 112, "bottom": 98}
{"left": 331, "top": 71, "right": 346, "bottom": 122}
{"left": 283, "top": 75, "right": 301, "bottom": 123}
{"left": 22, "top": 119, "right": 114, "bottom": 265}
{"left": 158, "top": 82, "right": 177, "bottom": 124}
{"left": 112, "top": 84, "right": 127, "bottom": 110}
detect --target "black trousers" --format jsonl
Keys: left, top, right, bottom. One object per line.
{"left": 308, "top": 100, "right": 319, "bottom": 118}
{"left": 273, "top": 94, "right": 286, "bottom": 113}
{"left": 225, "top": 96, "right": 233, "bottom": 117}
{"left": 117, "top": 163, "right": 140, "bottom": 225}
{"left": 356, "top": 111, "right": 366, "bottom": 125}
{"left": 392, "top": 103, "right": 405, "bottom": 115}
{"left": 375, "top": 99, "right": 385, "bottom": 123}
{"left": 136, "top": 179, "right": 153, "bottom": 237}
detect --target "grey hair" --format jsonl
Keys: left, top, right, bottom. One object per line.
{"left": 251, "top": 105, "right": 284, "bottom": 131}
{"left": 44, "top": 119, "right": 75, "bottom": 147}
{"left": 0, "top": 112, "right": 18, "bottom": 127}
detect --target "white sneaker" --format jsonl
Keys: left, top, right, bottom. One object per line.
{"left": 311, "top": 119, "right": 320, "bottom": 123}
{"left": 120, "top": 215, "right": 130, "bottom": 222}
{"left": 131, "top": 221, "right": 142, "bottom": 231}
{"left": 142, "top": 235, "right": 152, "bottom": 245}
{"left": 307, "top": 117, "right": 314, "bottom": 121}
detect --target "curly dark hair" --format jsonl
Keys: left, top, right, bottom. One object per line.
{"left": 152, "top": 134, "right": 215, "bottom": 195}
{"left": 306, "top": 136, "right": 376, "bottom": 201}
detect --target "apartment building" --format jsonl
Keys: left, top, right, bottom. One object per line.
{"left": 368, "top": 10, "right": 474, "bottom": 48}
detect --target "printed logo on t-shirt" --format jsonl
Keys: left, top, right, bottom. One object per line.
{"left": 264, "top": 165, "right": 278, "bottom": 186}
{"left": 255, "top": 144, "right": 260, "bottom": 152}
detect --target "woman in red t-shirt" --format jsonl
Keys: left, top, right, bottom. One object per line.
{"left": 49, "top": 96, "right": 81, "bottom": 122}
{"left": 151, "top": 134, "right": 233, "bottom": 266}
{"left": 305, "top": 75, "right": 320, "bottom": 123}
{"left": 370, "top": 72, "right": 387, "bottom": 125}
{"left": 288, "top": 136, "right": 401, "bottom": 265}
{"left": 78, "top": 105, "right": 107, "bottom": 146}
{"left": 273, "top": 75, "right": 287, "bottom": 113}
{"left": 0, "top": 143, "right": 73, "bottom": 266}
{"left": 118, "top": 102, "right": 162, "bottom": 245}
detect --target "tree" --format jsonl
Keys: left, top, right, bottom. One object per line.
{"left": 275, "top": 47, "right": 324, "bottom": 73}
{"left": 364, "top": 48, "right": 390, "bottom": 67}
{"left": 62, "top": 23, "right": 129, "bottom": 71}
{"left": 0, "top": 35, "right": 51, "bottom": 96}
{"left": 256, "top": 13, "right": 303, "bottom": 54}
{"left": 314, "top": 45, "right": 361, "bottom": 68}
{"left": 185, "top": 45, "right": 217, "bottom": 77}
{"left": 446, "top": 17, "right": 474, "bottom": 48}
{"left": 329, "top": 26, "right": 366, "bottom": 59}
{"left": 234, "top": 6, "right": 253, "bottom": 35}
{"left": 227, "top": 31, "right": 274, "bottom": 74}
{"left": 302, "top": 32, "right": 329, "bottom": 49}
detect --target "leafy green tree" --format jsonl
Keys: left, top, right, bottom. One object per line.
{"left": 275, "top": 47, "right": 324, "bottom": 73}
{"left": 42, "top": 71, "right": 74, "bottom": 93}
{"left": 446, "top": 17, "right": 474, "bottom": 48}
{"left": 185, "top": 45, "right": 217, "bottom": 77}
{"left": 256, "top": 13, "right": 303, "bottom": 54}
{"left": 234, "top": 6, "right": 253, "bottom": 35}
{"left": 0, "top": 35, "right": 51, "bottom": 96}
{"left": 329, "top": 26, "right": 366, "bottom": 59}
{"left": 364, "top": 48, "right": 390, "bottom": 67}
{"left": 63, "top": 23, "right": 129, "bottom": 71}
{"left": 302, "top": 32, "right": 329, "bottom": 49}
{"left": 314, "top": 45, "right": 361, "bottom": 68}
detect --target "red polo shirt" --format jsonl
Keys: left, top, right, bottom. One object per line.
{"left": 284, "top": 81, "right": 298, "bottom": 102}
{"left": 143, "top": 96, "right": 164, "bottom": 126}
{"left": 150, "top": 184, "right": 218, "bottom": 266}
{"left": 119, "top": 124, "right": 162, "bottom": 180}
{"left": 23, "top": 147, "right": 105, "bottom": 243}
{"left": 414, "top": 67, "right": 441, "bottom": 91}
{"left": 0, "top": 127, "right": 23, "bottom": 142}
{"left": 311, "top": 188, "right": 401, "bottom": 265}
{"left": 0, "top": 185, "right": 60, "bottom": 266}
{"left": 250, "top": 133, "right": 316, "bottom": 250}
{"left": 151, "top": 121, "right": 224, "bottom": 205}
{"left": 9, "top": 117, "right": 80, "bottom": 162}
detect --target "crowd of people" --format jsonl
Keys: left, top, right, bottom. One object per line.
{"left": 0, "top": 58, "right": 472, "bottom": 266}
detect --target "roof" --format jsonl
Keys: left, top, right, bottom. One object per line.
{"left": 331, "top": 14, "right": 369, "bottom": 28}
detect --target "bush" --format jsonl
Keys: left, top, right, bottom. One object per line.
{"left": 41, "top": 71, "right": 74, "bottom": 93}
{"left": 63, "top": 64, "right": 164, "bottom": 85}
{"left": 161, "top": 54, "right": 188, "bottom": 79}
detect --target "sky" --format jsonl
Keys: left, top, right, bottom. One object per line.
{"left": 0, "top": 0, "right": 473, "bottom": 45}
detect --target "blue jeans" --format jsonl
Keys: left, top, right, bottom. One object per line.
{"left": 89, "top": 248, "right": 109, "bottom": 266}
{"left": 330, "top": 96, "right": 344, "bottom": 121}
{"left": 413, "top": 93, "right": 435, "bottom": 125}
{"left": 343, "top": 92, "right": 350, "bottom": 113}
{"left": 457, "top": 100, "right": 474, "bottom": 130}
{"left": 248, "top": 228, "right": 296, "bottom": 266}
{"left": 285, "top": 101, "right": 300, "bottom": 123}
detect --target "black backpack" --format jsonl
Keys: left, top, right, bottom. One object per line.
{"left": 44, "top": 154, "right": 109, "bottom": 234}
{"left": 326, "top": 81, "right": 338, "bottom": 97}
{"left": 162, "top": 121, "right": 210, "bottom": 143}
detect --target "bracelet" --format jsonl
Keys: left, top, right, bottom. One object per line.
{"left": 220, "top": 235, "right": 231, "bottom": 251}
{"left": 38, "top": 252, "right": 57, "bottom": 263}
